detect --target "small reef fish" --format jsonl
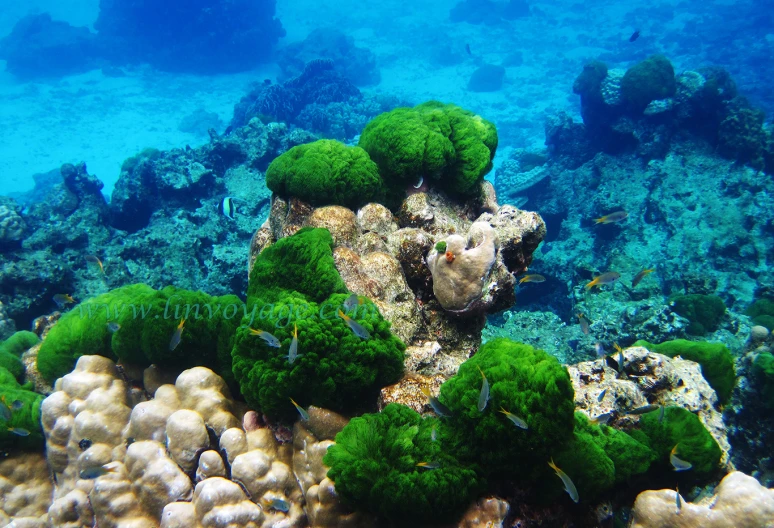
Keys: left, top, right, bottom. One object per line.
{"left": 632, "top": 268, "right": 655, "bottom": 288}
{"left": 670, "top": 444, "right": 692, "bottom": 471}
{"left": 578, "top": 313, "right": 590, "bottom": 335}
{"left": 0, "top": 403, "right": 10, "bottom": 422}
{"left": 342, "top": 293, "right": 362, "bottom": 312}
{"left": 262, "top": 497, "right": 290, "bottom": 513}
{"left": 7, "top": 427, "right": 30, "bottom": 436}
{"left": 219, "top": 196, "right": 237, "bottom": 219}
{"left": 594, "top": 342, "right": 605, "bottom": 358}
{"left": 79, "top": 463, "right": 119, "bottom": 480}
{"left": 585, "top": 272, "right": 621, "bottom": 290}
{"left": 416, "top": 461, "right": 441, "bottom": 470}
{"left": 675, "top": 485, "right": 682, "bottom": 514}
{"left": 659, "top": 404, "right": 665, "bottom": 423}
{"left": 169, "top": 319, "right": 185, "bottom": 351}
{"left": 248, "top": 328, "right": 281, "bottom": 348}
{"left": 597, "top": 388, "right": 607, "bottom": 402}
{"left": 338, "top": 310, "right": 371, "bottom": 339}
{"left": 499, "top": 407, "right": 528, "bottom": 430}
{"left": 613, "top": 342, "right": 623, "bottom": 353}
{"left": 106, "top": 322, "right": 121, "bottom": 333}
{"left": 85, "top": 255, "right": 104, "bottom": 274}
{"left": 289, "top": 398, "right": 309, "bottom": 421}
{"left": 431, "top": 425, "right": 438, "bottom": 442}
{"left": 413, "top": 176, "right": 424, "bottom": 189}
{"left": 519, "top": 274, "right": 546, "bottom": 284}
{"left": 286, "top": 323, "right": 301, "bottom": 364}
{"left": 548, "top": 458, "right": 579, "bottom": 503}
{"left": 629, "top": 30, "right": 640, "bottom": 42}
{"left": 421, "top": 387, "right": 452, "bottom": 417}
{"left": 477, "top": 367, "right": 490, "bottom": 412}
{"left": 53, "top": 294, "right": 75, "bottom": 308}
{"left": 594, "top": 211, "right": 628, "bottom": 224}
{"left": 590, "top": 412, "right": 613, "bottom": 426}
{"left": 627, "top": 404, "right": 660, "bottom": 415}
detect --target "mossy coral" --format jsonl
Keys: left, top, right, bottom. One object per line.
{"left": 746, "top": 297, "right": 774, "bottom": 331}
{"left": 439, "top": 338, "right": 575, "bottom": 475}
{"left": 323, "top": 403, "right": 484, "bottom": 523}
{"left": 233, "top": 228, "right": 405, "bottom": 420}
{"left": 629, "top": 406, "right": 722, "bottom": 481}
{"left": 670, "top": 293, "right": 726, "bottom": 336}
{"left": 265, "top": 139, "right": 385, "bottom": 209}
{"left": 0, "top": 331, "right": 39, "bottom": 382}
{"left": 751, "top": 351, "right": 774, "bottom": 410}
{"left": 36, "top": 284, "right": 242, "bottom": 384}
{"left": 633, "top": 339, "right": 735, "bottom": 404}
{"left": 358, "top": 101, "right": 498, "bottom": 202}
{"left": 621, "top": 54, "right": 676, "bottom": 110}
{"left": 572, "top": 60, "right": 608, "bottom": 99}
{"left": 0, "top": 366, "right": 44, "bottom": 449}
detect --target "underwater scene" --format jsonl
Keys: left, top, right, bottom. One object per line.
{"left": 0, "top": 0, "right": 773, "bottom": 526}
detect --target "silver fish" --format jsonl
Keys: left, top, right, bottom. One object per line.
{"left": 627, "top": 404, "right": 660, "bottom": 415}
{"left": 590, "top": 412, "right": 613, "bottom": 426}
{"left": 249, "top": 328, "right": 281, "bottom": 348}
{"left": 286, "top": 324, "right": 301, "bottom": 364}
{"left": 263, "top": 497, "right": 290, "bottom": 512}
{"left": 431, "top": 426, "right": 438, "bottom": 442}
{"left": 338, "top": 310, "right": 370, "bottom": 339}
{"left": 597, "top": 388, "right": 607, "bottom": 402}
{"left": 500, "top": 408, "right": 528, "bottom": 429}
{"left": 670, "top": 445, "right": 692, "bottom": 471}
{"left": 477, "top": 367, "right": 489, "bottom": 412}
{"left": 422, "top": 388, "right": 452, "bottom": 417}
{"left": 595, "top": 342, "right": 605, "bottom": 358}
{"left": 342, "top": 293, "right": 360, "bottom": 312}
{"left": 0, "top": 403, "right": 10, "bottom": 422}
{"left": 659, "top": 404, "right": 665, "bottom": 423}
{"left": 675, "top": 486, "right": 682, "bottom": 514}
{"left": 548, "top": 458, "right": 579, "bottom": 503}
{"left": 169, "top": 319, "right": 185, "bottom": 351}
{"left": 290, "top": 398, "right": 309, "bottom": 421}
{"left": 79, "top": 464, "right": 117, "bottom": 480}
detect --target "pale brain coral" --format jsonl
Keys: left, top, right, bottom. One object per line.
{"left": 630, "top": 471, "right": 774, "bottom": 528}
{"left": 40, "top": 356, "right": 306, "bottom": 528}
{"left": 0, "top": 203, "right": 25, "bottom": 243}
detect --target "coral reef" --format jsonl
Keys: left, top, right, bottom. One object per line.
{"left": 231, "top": 59, "right": 361, "bottom": 131}
{"left": 0, "top": 198, "right": 26, "bottom": 247}
{"left": 0, "top": 13, "right": 101, "bottom": 79}
{"left": 277, "top": 28, "right": 380, "bottom": 86}
{"left": 94, "top": 0, "right": 285, "bottom": 73}
{"left": 0, "top": 118, "right": 311, "bottom": 331}
{"left": 467, "top": 65, "right": 506, "bottom": 92}
{"left": 249, "top": 183, "right": 544, "bottom": 370}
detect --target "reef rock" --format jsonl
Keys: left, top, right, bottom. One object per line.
{"left": 249, "top": 181, "right": 545, "bottom": 375}
{"left": 568, "top": 346, "right": 732, "bottom": 466}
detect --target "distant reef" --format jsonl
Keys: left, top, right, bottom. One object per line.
{"left": 0, "top": 0, "right": 285, "bottom": 78}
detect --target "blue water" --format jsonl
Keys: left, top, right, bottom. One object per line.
{"left": 0, "top": 0, "right": 773, "bottom": 526}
